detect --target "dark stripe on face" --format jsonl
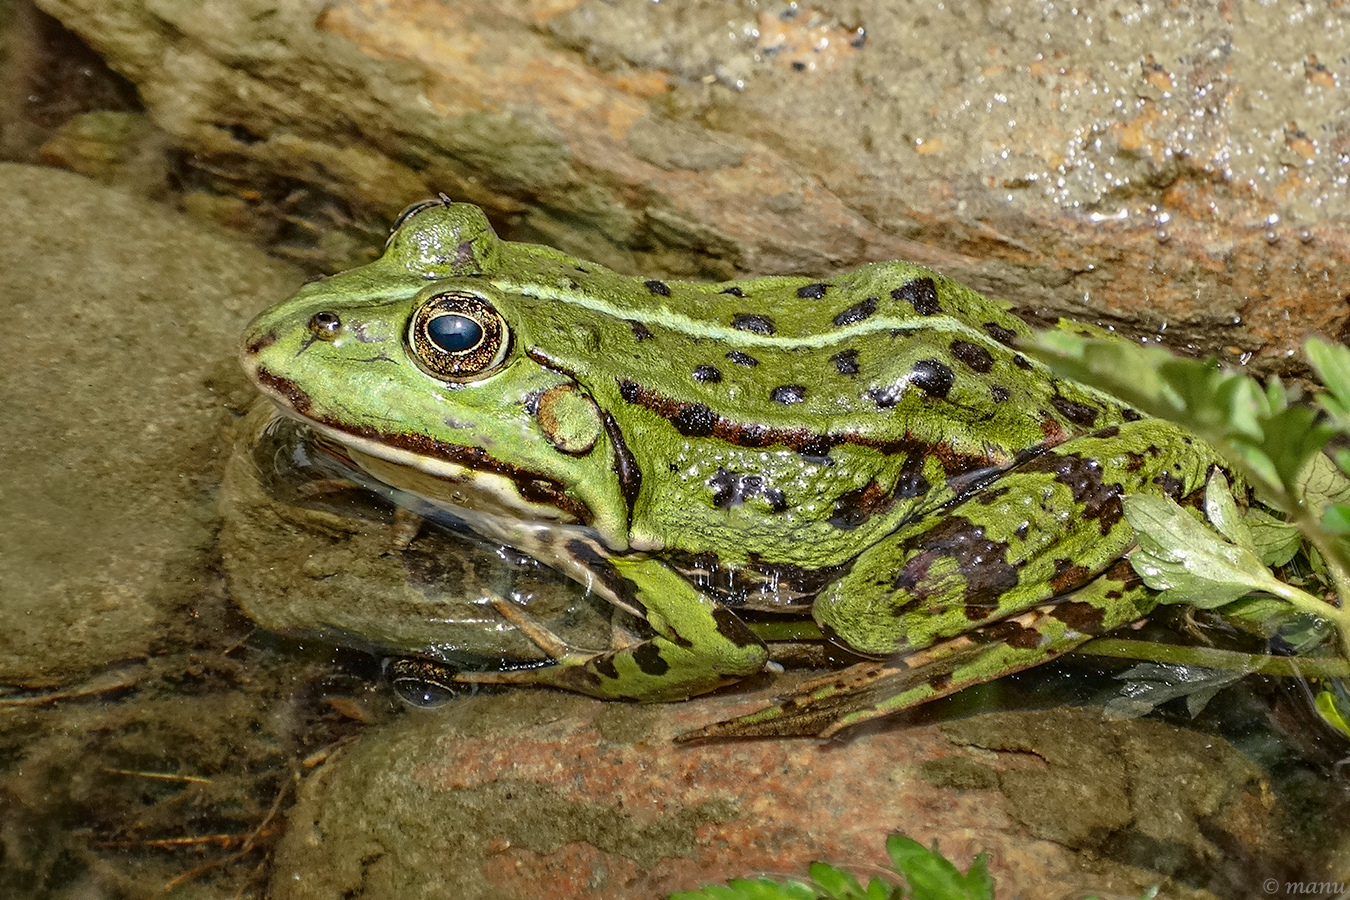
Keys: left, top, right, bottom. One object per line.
{"left": 254, "top": 370, "right": 313, "bottom": 414}
{"left": 245, "top": 331, "right": 278, "bottom": 355}
{"left": 292, "top": 389, "right": 590, "bottom": 521}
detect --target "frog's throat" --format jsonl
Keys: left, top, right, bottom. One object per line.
{"left": 293, "top": 411, "right": 594, "bottom": 529}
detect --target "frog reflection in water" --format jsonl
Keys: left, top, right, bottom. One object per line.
{"left": 240, "top": 196, "right": 1227, "bottom": 738}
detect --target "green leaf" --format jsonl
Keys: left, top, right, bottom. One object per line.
{"left": 809, "top": 862, "right": 868, "bottom": 900}
{"left": 885, "top": 836, "right": 993, "bottom": 900}
{"left": 1243, "top": 507, "right": 1302, "bottom": 567}
{"left": 1323, "top": 503, "right": 1350, "bottom": 535}
{"left": 1306, "top": 339, "right": 1350, "bottom": 428}
{"left": 1102, "top": 662, "right": 1243, "bottom": 719}
{"left": 669, "top": 878, "right": 818, "bottom": 900}
{"left": 1124, "top": 495, "right": 1278, "bottom": 608}
{"left": 960, "top": 854, "right": 995, "bottom": 900}
{"left": 1203, "top": 472, "right": 1253, "bottom": 550}
{"left": 1295, "top": 446, "right": 1350, "bottom": 514}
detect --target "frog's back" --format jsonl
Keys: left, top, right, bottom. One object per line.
{"left": 493, "top": 246, "right": 1132, "bottom": 565}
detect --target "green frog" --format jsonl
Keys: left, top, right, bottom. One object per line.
{"left": 240, "top": 196, "right": 1228, "bottom": 738}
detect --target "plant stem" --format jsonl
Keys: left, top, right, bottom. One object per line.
{"left": 1075, "top": 637, "right": 1350, "bottom": 678}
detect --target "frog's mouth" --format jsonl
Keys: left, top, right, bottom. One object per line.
{"left": 246, "top": 368, "right": 590, "bottom": 526}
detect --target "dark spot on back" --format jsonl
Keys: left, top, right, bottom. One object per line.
{"left": 673, "top": 404, "right": 717, "bottom": 436}
{"left": 1050, "top": 395, "right": 1101, "bottom": 428}
{"left": 1021, "top": 452, "right": 1123, "bottom": 534}
{"left": 720, "top": 286, "right": 745, "bottom": 297}
{"left": 1013, "top": 355, "right": 1033, "bottom": 370}
{"left": 629, "top": 320, "right": 654, "bottom": 341}
{"left": 983, "top": 322, "right": 1019, "bottom": 346}
{"left": 1153, "top": 470, "right": 1185, "bottom": 499}
{"left": 949, "top": 340, "right": 994, "bottom": 373}
{"left": 892, "top": 277, "right": 940, "bottom": 315}
{"left": 911, "top": 359, "right": 955, "bottom": 398}
{"left": 894, "top": 516, "right": 1018, "bottom": 607}
{"left": 645, "top": 279, "right": 671, "bottom": 296}
{"left": 797, "top": 282, "right": 829, "bottom": 299}
{"left": 1050, "top": 558, "right": 1091, "bottom": 594}
{"left": 833, "top": 296, "right": 878, "bottom": 326}
{"left": 990, "top": 385, "right": 1011, "bottom": 402}
{"left": 831, "top": 349, "right": 860, "bottom": 376}
{"left": 726, "top": 349, "right": 759, "bottom": 367}
{"left": 632, "top": 643, "right": 669, "bottom": 676}
{"left": 732, "top": 313, "right": 776, "bottom": 335}
{"left": 770, "top": 384, "right": 807, "bottom": 405}
{"left": 1122, "top": 408, "right": 1143, "bottom": 422}
{"left": 693, "top": 365, "right": 722, "bottom": 384}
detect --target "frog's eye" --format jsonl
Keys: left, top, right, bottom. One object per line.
{"left": 408, "top": 290, "right": 510, "bottom": 382}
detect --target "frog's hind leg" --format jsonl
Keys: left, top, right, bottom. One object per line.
{"left": 681, "top": 561, "right": 1151, "bottom": 740}
{"left": 458, "top": 551, "right": 769, "bottom": 703}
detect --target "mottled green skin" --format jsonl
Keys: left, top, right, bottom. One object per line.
{"left": 241, "top": 199, "right": 1226, "bottom": 734}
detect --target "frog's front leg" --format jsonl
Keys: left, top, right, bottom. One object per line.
{"left": 462, "top": 551, "right": 768, "bottom": 702}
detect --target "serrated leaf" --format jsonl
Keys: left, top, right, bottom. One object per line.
{"left": 1323, "top": 503, "right": 1350, "bottom": 535}
{"left": 862, "top": 878, "right": 895, "bottom": 900}
{"left": 885, "top": 836, "right": 986, "bottom": 900}
{"left": 960, "top": 854, "right": 995, "bottom": 900}
{"left": 1103, "top": 663, "right": 1242, "bottom": 719}
{"left": 1243, "top": 507, "right": 1303, "bottom": 567}
{"left": 669, "top": 878, "right": 819, "bottom": 900}
{"left": 809, "top": 862, "right": 866, "bottom": 900}
{"left": 1306, "top": 339, "right": 1350, "bottom": 426}
{"left": 1203, "top": 472, "right": 1253, "bottom": 550}
{"left": 1296, "top": 451, "right": 1350, "bottom": 516}
{"left": 1124, "top": 495, "right": 1280, "bottom": 608}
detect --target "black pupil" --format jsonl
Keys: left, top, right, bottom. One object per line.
{"left": 427, "top": 314, "right": 482, "bottom": 352}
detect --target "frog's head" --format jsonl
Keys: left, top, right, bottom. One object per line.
{"left": 240, "top": 199, "right": 636, "bottom": 547}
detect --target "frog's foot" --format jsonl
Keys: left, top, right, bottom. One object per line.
{"left": 680, "top": 570, "right": 1151, "bottom": 740}
{"left": 457, "top": 590, "right": 767, "bottom": 703}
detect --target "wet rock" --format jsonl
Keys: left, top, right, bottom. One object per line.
{"left": 0, "top": 162, "right": 302, "bottom": 684}
{"left": 35, "top": 0, "right": 1350, "bottom": 365}
{"left": 269, "top": 692, "right": 1272, "bottom": 899}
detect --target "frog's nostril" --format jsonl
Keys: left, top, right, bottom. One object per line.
{"left": 308, "top": 311, "right": 342, "bottom": 340}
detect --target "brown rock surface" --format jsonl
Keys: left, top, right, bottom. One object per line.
{"left": 34, "top": 0, "right": 1350, "bottom": 368}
